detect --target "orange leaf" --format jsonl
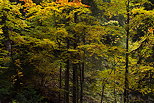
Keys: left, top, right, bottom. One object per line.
{"left": 148, "top": 28, "right": 154, "bottom": 33}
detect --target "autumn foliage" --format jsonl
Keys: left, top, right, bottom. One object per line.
{"left": 0, "top": 0, "right": 153, "bottom": 103}
{"left": 56, "top": 0, "right": 81, "bottom": 3}
{"left": 56, "top": 0, "right": 89, "bottom": 7}
{"left": 19, "top": 0, "right": 35, "bottom": 7}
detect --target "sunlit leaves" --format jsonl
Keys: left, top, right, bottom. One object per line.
{"left": 19, "top": 0, "right": 36, "bottom": 8}
{"left": 0, "top": 1, "right": 27, "bottom": 30}
{"left": 132, "top": 8, "right": 154, "bottom": 17}
{"left": 129, "top": 35, "right": 147, "bottom": 52}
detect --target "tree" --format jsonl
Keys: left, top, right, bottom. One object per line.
{"left": 0, "top": 0, "right": 28, "bottom": 102}
{"left": 0, "top": 0, "right": 153, "bottom": 103}
{"left": 91, "top": 0, "right": 154, "bottom": 102}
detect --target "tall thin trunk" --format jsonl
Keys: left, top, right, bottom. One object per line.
{"left": 73, "top": 63, "right": 77, "bottom": 103}
{"left": 124, "top": 0, "right": 130, "bottom": 103}
{"left": 114, "top": 69, "right": 117, "bottom": 103}
{"left": 72, "top": 34, "right": 78, "bottom": 103}
{"left": 80, "top": 35, "right": 85, "bottom": 103}
{"left": 58, "top": 40, "right": 62, "bottom": 103}
{"left": 72, "top": 12, "right": 78, "bottom": 103}
{"left": 100, "top": 83, "right": 105, "bottom": 103}
{"left": 64, "top": 39, "right": 70, "bottom": 103}
{"left": 80, "top": 62, "right": 84, "bottom": 103}
{"left": 77, "top": 67, "right": 79, "bottom": 103}
{"left": 59, "top": 63, "right": 62, "bottom": 102}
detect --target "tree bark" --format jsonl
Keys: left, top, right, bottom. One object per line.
{"left": 114, "top": 69, "right": 117, "bottom": 103}
{"left": 80, "top": 35, "right": 85, "bottom": 103}
{"left": 73, "top": 63, "right": 77, "bottom": 103}
{"left": 80, "top": 62, "right": 84, "bottom": 103}
{"left": 100, "top": 83, "right": 105, "bottom": 103}
{"left": 124, "top": 0, "right": 130, "bottom": 103}
{"left": 72, "top": 11, "right": 79, "bottom": 103}
{"left": 64, "top": 39, "right": 70, "bottom": 103}
{"left": 59, "top": 63, "right": 62, "bottom": 102}
{"left": 72, "top": 33, "right": 78, "bottom": 103}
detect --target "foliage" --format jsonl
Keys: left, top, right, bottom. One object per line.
{"left": 0, "top": 0, "right": 153, "bottom": 103}
{"left": 15, "top": 88, "right": 43, "bottom": 103}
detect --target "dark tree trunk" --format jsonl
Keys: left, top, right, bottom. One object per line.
{"left": 77, "top": 68, "right": 79, "bottom": 103}
{"left": 72, "top": 33, "right": 78, "bottom": 103}
{"left": 100, "top": 83, "right": 105, "bottom": 103}
{"left": 64, "top": 39, "right": 70, "bottom": 103}
{"left": 124, "top": 0, "right": 130, "bottom": 103}
{"left": 59, "top": 63, "right": 62, "bottom": 102}
{"left": 114, "top": 69, "right": 117, "bottom": 103}
{"left": 72, "top": 12, "right": 79, "bottom": 103}
{"left": 80, "top": 35, "right": 85, "bottom": 103}
{"left": 73, "top": 63, "right": 78, "bottom": 103}
{"left": 64, "top": 60, "right": 70, "bottom": 103}
{"left": 80, "top": 62, "right": 84, "bottom": 103}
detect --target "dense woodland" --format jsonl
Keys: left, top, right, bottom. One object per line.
{"left": 0, "top": 0, "right": 154, "bottom": 103}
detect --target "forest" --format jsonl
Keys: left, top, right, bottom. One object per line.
{"left": 0, "top": 0, "right": 154, "bottom": 103}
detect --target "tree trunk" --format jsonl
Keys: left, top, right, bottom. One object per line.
{"left": 124, "top": 0, "right": 130, "bottom": 103}
{"left": 80, "top": 35, "right": 85, "bottom": 103}
{"left": 72, "top": 11, "right": 79, "bottom": 103}
{"left": 59, "top": 63, "right": 62, "bottom": 102}
{"left": 72, "top": 33, "right": 78, "bottom": 103}
{"left": 80, "top": 62, "right": 84, "bottom": 103}
{"left": 100, "top": 83, "right": 105, "bottom": 103}
{"left": 114, "top": 69, "right": 117, "bottom": 103}
{"left": 77, "top": 68, "right": 79, "bottom": 103}
{"left": 64, "top": 39, "right": 70, "bottom": 103}
{"left": 73, "top": 63, "right": 77, "bottom": 103}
